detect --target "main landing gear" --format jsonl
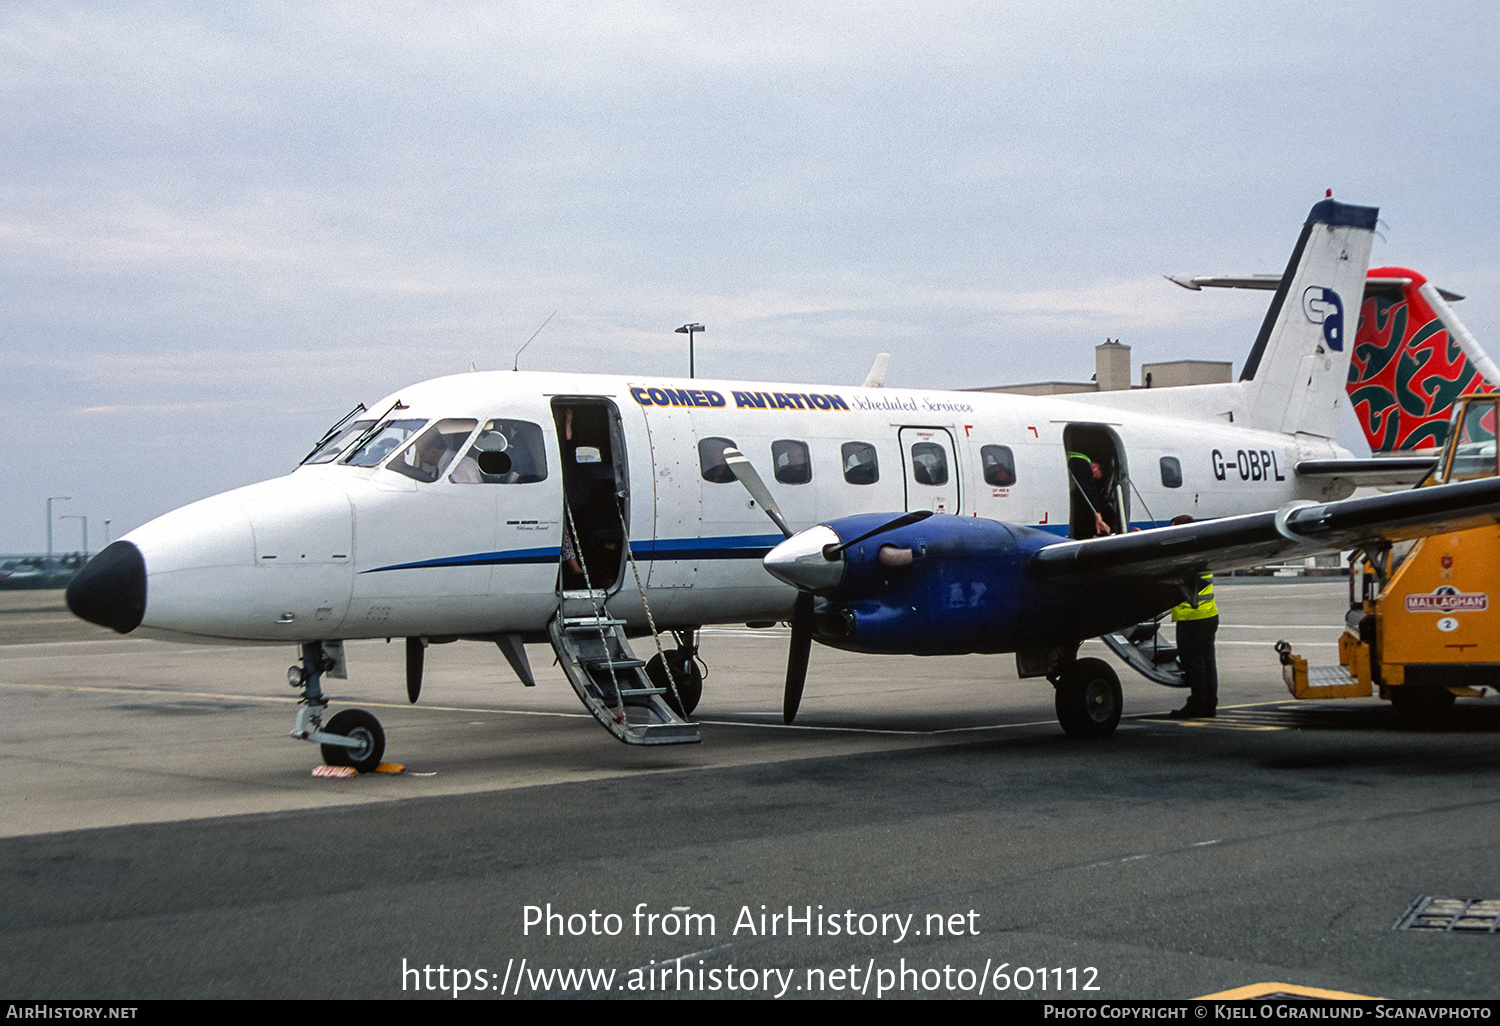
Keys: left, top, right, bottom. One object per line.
{"left": 646, "top": 629, "right": 704, "bottom": 717}
{"left": 1051, "top": 657, "right": 1123, "bottom": 739}
{"left": 288, "top": 641, "right": 386, "bottom": 773}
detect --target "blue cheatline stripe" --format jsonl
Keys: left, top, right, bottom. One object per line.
{"left": 360, "top": 523, "right": 1182, "bottom": 573}
{"left": 633, "top": 533, "right": 786, "bottom": 558}
{"left": 358, "top": 522, "right": 1186, "bottom": 573}
{"left": 361, "top": 546, "right": 560, "bottom": 573}
{"left": 360, "top": 533, "right": 785, "bottom": 574}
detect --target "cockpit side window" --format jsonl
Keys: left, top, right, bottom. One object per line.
{"left": 304, "top": 420, "right": 375, "bottom": 465}
{"left": 342, "top": 419, "right": 428, "bottom": 468}
{"left": 386, "top": 419, "right": 479, "bottom": 483}
{"left": 450, "top": 419, "right": 549, "bottom": 484}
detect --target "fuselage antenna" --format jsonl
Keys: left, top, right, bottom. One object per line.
{"left": 514, "top": 311, "right": 558, "bottom": 372}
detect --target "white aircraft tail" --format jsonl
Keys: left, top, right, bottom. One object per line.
{"left": 1239, "top": 199, "right": 1378, "bottom": 439}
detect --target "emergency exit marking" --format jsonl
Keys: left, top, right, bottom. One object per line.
{"left": 1393, "top": 896, "right": 1500, "bottom": 933}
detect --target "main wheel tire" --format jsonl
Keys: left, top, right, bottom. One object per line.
{"left": 321, "top": 709, "right": 386, "bottom": 773}
{"left": 1055, "top": 658, "right": 1123, "bottom": 738}
{"left": 1389, "top": 685, "right": 1455, "bottom": 726}
{"left": 648, "top": 651, "right": 703, "bottom": 716}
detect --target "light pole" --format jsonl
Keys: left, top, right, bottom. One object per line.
{"left": 60, "top": 515, "right": 88, "bottom": 558}
{"left": 675, "top": 323, "right": 705, "bottom": 378}
{"left": 46, "top": 497, "right": 71, "bottom": 559}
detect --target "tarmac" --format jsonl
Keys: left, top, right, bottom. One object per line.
{"left": 0, "top": 582, "right": 1496, "bottom": 999}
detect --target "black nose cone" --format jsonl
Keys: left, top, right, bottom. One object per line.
{"left": 66, "top": 541, "right": 147, "bottom": 633}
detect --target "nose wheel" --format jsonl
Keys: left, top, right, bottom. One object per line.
{"left": 320, "top": 709, "right": 386, "bottom": 773}
{"left": 288, "top": 640, "right": 387, "bottom": 773}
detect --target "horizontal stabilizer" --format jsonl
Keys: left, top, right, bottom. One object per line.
{"left": 1294, "top": 457, "right": 1435, "bottom": 488}
{"left": 1167, "top": 273, "right": 1464, "bottom": 303}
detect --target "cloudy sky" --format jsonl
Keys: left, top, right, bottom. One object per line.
{"left": 4, "top": 1, "right": 1498, "bottom": 553}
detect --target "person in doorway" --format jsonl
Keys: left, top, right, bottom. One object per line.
{"left": 1168, "top": 515, "right": 1218, "bottom": 719}
{"left": 558, "top": 407, "right": 588, "bottom": 587}
{"left": 1067, "top": 451, "right": 1114, "bottom": 538}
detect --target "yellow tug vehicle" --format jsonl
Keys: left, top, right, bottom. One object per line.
{"left": 1277, "top": 393, "right": 1500, "bottom": 720}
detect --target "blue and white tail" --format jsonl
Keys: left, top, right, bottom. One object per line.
{"left": 1238, "top": 199, "right": 1378, "bottom": 439}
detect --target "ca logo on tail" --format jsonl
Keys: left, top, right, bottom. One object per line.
{"left": 1302, "top": 286, "right": 1344, "bottom": 350}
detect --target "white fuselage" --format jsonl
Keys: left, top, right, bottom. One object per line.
{"left": 123, "top": 370, "right": 1349, "bottom": 644}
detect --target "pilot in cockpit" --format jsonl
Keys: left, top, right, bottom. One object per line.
{"left": 393, "top": 420, "right": 476, "bottom": 483}
{"left": 412, "top": 431, "right": 460, "bottom": 481}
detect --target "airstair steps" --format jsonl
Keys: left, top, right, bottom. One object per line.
{"left": 547, "top": 610, "right": 700, "bottom": 746}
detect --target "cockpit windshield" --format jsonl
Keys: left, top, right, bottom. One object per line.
{"left": 303, "top": 420, "right": 376, "bottom": 465}
{"left": 342, "top": 419, "right": 429, "bottom": 468}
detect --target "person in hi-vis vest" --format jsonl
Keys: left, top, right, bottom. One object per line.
{"left": 1169, "top": 516, "right": 1218, "bottom": 719}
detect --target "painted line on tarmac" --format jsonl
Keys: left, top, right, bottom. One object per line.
{"left": 1134, "top": 701, "right": 1349, "bottom": 731}
{"left": 0, "top": 679, "right": 596, "bottom": 719}
{"left": 693, "top": 714, "right": 1064, "bottom": 736}
{"left": 1, "top": 682, "right": 1327, "bottom": 739}
{"left": 0, "top": 679, "right": 1062, "bottom": 737}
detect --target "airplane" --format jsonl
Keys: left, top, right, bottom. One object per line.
{"left": 65, "top": 197, "right": 1500, "bottom": 772}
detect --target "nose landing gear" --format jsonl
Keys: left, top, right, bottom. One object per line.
{"left": 288, "top": 641, "right": 386, "bottom": 773}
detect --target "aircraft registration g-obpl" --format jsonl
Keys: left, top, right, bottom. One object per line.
{"left": 67, "top": 199, "right": 1500, "bottom": 771}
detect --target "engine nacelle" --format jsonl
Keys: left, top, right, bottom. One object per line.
{"left": 765, "top": 513, "right": 1180, "bottom": 656}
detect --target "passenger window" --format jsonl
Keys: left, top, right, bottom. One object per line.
{"left": 1160, "top": 456, "right": 1183, "bottom": 489}
{"left": 451, "top": 419, "right": 549, "bottom": 484}
{"left": 842, "top": 442, "right": 879, "bottom": 485}
{"left": 343, "top": 419, "right": 428, "bottom": 468}
{"left": 910, "top": 442, "right": 948, "bottom": 486}
{"left": 772, "top": 439, "right": 812, "bottom": 485}
{"left": 981, "top": 445, "right": 1016, "bottom": 487}
{"left": 699, "top": 437, "right": 738, "bottom": 484}
{"left": 387, "top": 419, "right": 478, "bottom": 483}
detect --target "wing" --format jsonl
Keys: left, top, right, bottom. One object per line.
{"left": 1029, "top": 476, "right": 1500, "bottom": 581}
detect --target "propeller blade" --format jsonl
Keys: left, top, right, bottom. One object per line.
{"left": 723, "top": 448, "right": 793, "bottom": 539}
{"left": 821, "top": 509, "right": 935, "bottom": 560}
{"left": 405, "top": 637, "right": 424, "bottom": 703}
{"left": 784, "top": 592, "right": 814, "bottom": 724}
{"left": 723, "top": 445, "right": 814, "bottom": 720}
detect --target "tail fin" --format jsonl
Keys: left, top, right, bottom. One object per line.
{"left": 1241, "top": 199, "right": 1378, "bottom": 439}
{"left": 1347, "top": 267, "right": 1498, "bottom": 452}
